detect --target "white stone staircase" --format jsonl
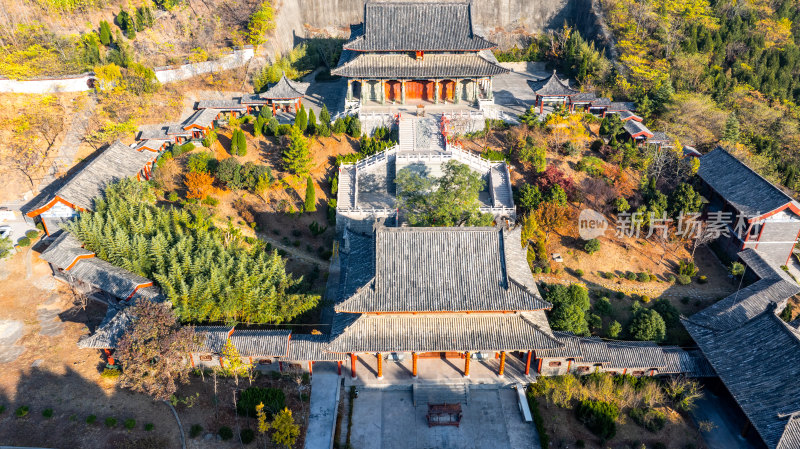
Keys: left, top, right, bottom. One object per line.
{"left": 337, "top": 166, "right": 356, "bottom": 209}
{"left": 490, "top": 165, "right": 514, "bottom": 208}
{"left": 398, "top": 117, "right": 414, "bottom": 151}
{"left": 413, "top": 383, "right": 470, "bottom": 406}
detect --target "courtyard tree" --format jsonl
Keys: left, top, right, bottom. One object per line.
{"left": 294, "top": 105, "right": 307, "bottom": 131}
{"left": 219, "top": 338, "right": 251, "bottom": 385}
{"left": 668, "top": 183, "right": 702, "bottom": 219}
{"left": 319, "top": 104, "right": 331, "bottom": 126}
{"left": 115, "top": 301, "right": 199, "bottom": 400}
{"left": 544, "top": 283, "right": 591, "bottom": 336}
{"left": 307, "top": 109, "right": 317, "bottom": 135}
{"left": 629, "top": 309, "right": 666, "bottom": 342}
{"left": 184, "top": 172, "right": 214, "bottom": 200}
{"left": 395, "top": 160, "right": 493, "bottom": 227}
{"left": 271, "top": 407, "right": 300, "bottom": 449}
{"left": 304, "top": 176, "right": 317, "bottom": 212}
{"left": 283, "top": 126, "right": 312, "bottom": 175}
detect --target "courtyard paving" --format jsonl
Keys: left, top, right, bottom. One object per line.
{"left": 349, "top": 387, "right": 541, "bottom": 449}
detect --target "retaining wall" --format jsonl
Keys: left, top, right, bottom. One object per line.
{"left": 0, "top": 47, "right": 254, "bottom": 94}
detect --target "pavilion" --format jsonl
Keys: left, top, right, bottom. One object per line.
{"left": 241, "top": 74, "right": 310, "bottom": 115}
{"left": 332, "top": 2, "right": 509, "bottom": 106}
{"left": 533, "top": 70, "right": 580, "bottom": 114}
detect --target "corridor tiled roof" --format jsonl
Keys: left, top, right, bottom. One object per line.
{"left": 39, "top": 232, "right": 93, "bottom": 270}
{"left": 230, "top": 329, "right": 291, "bottom": 357}
{"left": 343, "top": 2, "right": 495, "bottom": 52}
{"left": 77, "top": 308, "right": 133, "bottom": 349}
{"left": 331, "top": 52, "right": 509, "bottom": 79}
{"left": 335, "top": 227, "right": 551, "bottom": 313}
{"left": 698, "top": 147, "right": 800, "bottom": 217}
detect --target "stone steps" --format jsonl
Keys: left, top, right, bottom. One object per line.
{"left": 413, "top": 383, "right": 470, "bottom": 406}
{"left": 490, "top": 165, "right": 513, "bottom": 208}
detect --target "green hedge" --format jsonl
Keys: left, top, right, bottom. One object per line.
{"left": 526, "top": 387, "right": 550, "bottom": 448}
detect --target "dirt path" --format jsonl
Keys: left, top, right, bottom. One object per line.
{"left": 256, "top": 232, "right": 329, "bottom": 269}
{"left": 42, "top": 94, "right": 98, "bottom": 187}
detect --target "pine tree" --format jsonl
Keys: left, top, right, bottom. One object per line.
{"left": 237, "top": 129, "right": 247, "bottom": 156}
{"left": 319, "top": 104, "right": 330, "bottom": 125}
{"left": 307, "top": 109, "right": 317, "bottom": 135}
{"left": 99, "top": 21, "right": 112, "bottom": 46}
{"left": 259, "top": 106, "right": 273, "bottom": 120}
{"left": 304, "top": 176, "right": 316, "bottom": 212}
{"left": 283, "top": 126, "right": 312, "bottom": 175}
{"left": 271, "top": 408, "right": 300, "bottom": 449}
{"left": 723, "top": 112, "right": 740, "bottom": 143}
{"left": 267, "top": 117, "right": 279, "bottom": 136}
{"left": 294, "top": 105, "right": 307, "bottom": 131}
{"left": 253, "top": 117, "right": 264, "bottom": 138}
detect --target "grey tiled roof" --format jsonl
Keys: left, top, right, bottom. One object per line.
{"left": 327, "top": 311, "right": 562, "bottom": 353}
{"left": 607, "top": 101, "right": 635, "bottom": 111}
{"left": 196, "top": 99, "right": 247, "bottom": 110}
{"left": 39, "top": 232, "right": 93, "bottom": 270}
{"left": 77, "top": 308, "right": 133, "bottom": 349}
{"left": 136, "top": 125, "right": 174, "bottom": 140}
{"left": 686, "top": 249, "right": 800, "bottom": 331}
{"left": 684, "top": 312, "right": 800, "bottom": 449}
{"left": 240, "top": 93, "right": 270, "bottom": 105}
{"left": 623, "top": 120, "right": 653, "bottom": 137}
{"left": 344, "top": 2, "right": 495, "bottom": 52}
{"left": 69, "top": 257, "right": 153, "bottom": 300}
{"left": 683, "top": 248, "right": 800, "bottom": 448}
{"left": 650, "top": 131, "right": 670, "bottom": 142}
{"left": 260, "top": 74, "right": 309, "bottom": 99}
{"left": 335, "top": 227, "right": 551, "bottom": 313}
{"left": 33, "top": 141, "right": 158, "bottom": 212}
{"left": 571, "top": 92, "right": 596, "bottom": 102}
{"left": 331, "top": 52, "right": 509, "bottom": 79}
{"left": 618, "top": 110, "right": 642, "bottom": 121}
{"left": 537, "top": 332, "right": 711, "bottom": 375}
{"left": 132, "top": 139, "right": 168, "bottom": 151}
{"left": 698, "top": 147, "right": 800, "bottom": 217}
{"left": 182, "top": 108, "right": 219, "bottom": 129}
{"left": 193, "top": 326, "right": 234, "bottom": 353}
{"left": 283, "top": 334, "right": 346, "bottom": 361}
{"left": 230, "top": 329, "right": 291, "bottom": 357}
{"left": 591, "top": 97, "right": 611, "bottom": 106}
{"left": 533, "top": 71, "right": 579, "bottom": 97}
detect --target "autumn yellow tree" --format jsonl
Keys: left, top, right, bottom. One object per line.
{"left": 184, "top": 172, "right": 215, "bottom": 200}
{"left": 534, "top": 202, "right": 570, "bottom": 243}
{"left": 545, "top": 113, "right": 590, "bottom": 151}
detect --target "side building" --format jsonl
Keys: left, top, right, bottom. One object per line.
{"left": 682, "top": 248, "right": 800, "bottom": 449}
{"left": 698, "top": 147, "right": 800, "bottom": 268}
{"left": 23, "top": 141, "right": 162, "bottom": 235}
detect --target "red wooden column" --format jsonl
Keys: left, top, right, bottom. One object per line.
{"left": 567, "top": 359, "right": 572, "bottom": 373}
{"left": 498, "top": 351, "right": 506, "bottom": 377}
{"left": 524, "top": 351, "right": 532, "bottom": 376}
{"left": 350, "top": 354, "right": 357, "bottom": 379}
{"left": 464, "top": 352, "right": 471, "bottom": 378}
{"left": 539, "top": 96, "right": 543, "bottom": 114}
{"left": 376, "top": 353, "right": 383, "bottom": 379}
{"left": 104, "top": 348, "right": 115, "bottom": 365}
{"left": 308, "top": 361, "right": 313, "bottom": 375}
{"left": 337, "top": 361, "right": 342, "bottom": 375}
{"left": 537, "top": 358, "right": 543, "bottom": 374}
{"left": 412, "top": 352, "right": 418, "bottom": 378}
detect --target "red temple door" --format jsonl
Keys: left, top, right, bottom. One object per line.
{"left": 440, "top": 80, "right": 455, "bottom": 102}
{"left": 385, "top": 81, "right": 401, "bottom": 102}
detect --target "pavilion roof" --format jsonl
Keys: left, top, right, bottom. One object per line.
{"left": 259, "top": 74, "right": 309, "bottom": 100}
{"left": 335, "top": 227, "right": 551, "bottom": 313}
{"left": 533, "top": 71, "right": 580, "bottom": 97}
{"left": 195, "top": 99, "right": 247, "bottom": 111}
{"left": 331, "top": 52, "right": 508, "bottom": 79}
{"left": 343, "top": 2, "right": 496, "bottom": 52}
{"left": 327, "top": 310, "right": 562, "bottom": 353}
{"left": 698, "top": 147, "right": 800, "bottom": 217}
